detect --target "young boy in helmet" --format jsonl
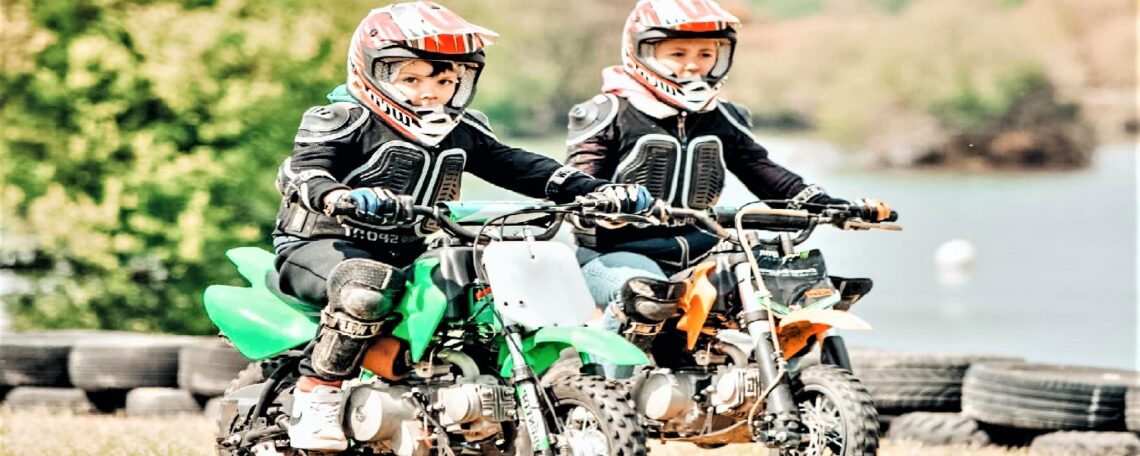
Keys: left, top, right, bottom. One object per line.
{"left": 565, "top": 0, "right": 892, "bottom": 378}
{"left": 273, "top": 2, "right": 652, "bottom": 450}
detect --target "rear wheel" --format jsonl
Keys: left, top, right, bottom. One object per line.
{"left": 770, "top": 365, "right": 879, "bottom": 456}
{"left": 517, "top": 374, "right": 647, "bottom": 456}
{"left": 215, "top": 359, "right": 301, "bottom": 456}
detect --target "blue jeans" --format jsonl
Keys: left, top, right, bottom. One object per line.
{"left": 580, "top": 250, "right": 667, "bottom": 379}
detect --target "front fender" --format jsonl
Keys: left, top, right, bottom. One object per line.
{"left": 498, "top": 326, "right": 650, "bottom": 378}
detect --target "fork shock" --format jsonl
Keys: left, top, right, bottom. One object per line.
{"left": 733, "top": 262, "right": 806, "bottom": 448}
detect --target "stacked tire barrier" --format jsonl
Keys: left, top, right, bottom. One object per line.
{"left": 0, "top": 330, "right": 250, "bottom": 417}
{"left": 4, "top": 332, "right": 1140, "bottom": 454}
{"left": 848, "top": 348, "right": 1140, "bottom": 455}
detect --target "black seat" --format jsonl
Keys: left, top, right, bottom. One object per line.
{"left": 264, "top": 270, "right": 322, "bottom": 312}
{"left": 829, "top": 276, "right": 873, "bottom": 310}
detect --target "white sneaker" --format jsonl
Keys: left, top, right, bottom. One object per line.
{"left": 288, "top": 384, "right": 348, "bottom": 451}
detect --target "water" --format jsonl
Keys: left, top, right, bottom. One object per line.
{"left": 466, "top": 137, "right": 1139, "bottom": 370}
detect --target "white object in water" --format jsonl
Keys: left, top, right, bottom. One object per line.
{"left": 935, "top": 239, "right": 976, "bottom": 270}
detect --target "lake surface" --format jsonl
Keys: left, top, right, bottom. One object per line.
{"left": 470, "top": 137, "right": 1139, "bottom": 370}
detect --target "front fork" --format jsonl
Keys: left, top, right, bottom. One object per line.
{"left": 734, "top": 263, "right": 807, "bottom": 449}
{"left": 504, "top": 329, "right": 558, "bottom": 456}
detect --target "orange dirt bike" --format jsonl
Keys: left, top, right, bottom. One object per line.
{"left": 555, "top": 201, "right": 901, "bottom": 456}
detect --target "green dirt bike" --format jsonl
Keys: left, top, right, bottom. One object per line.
{"left": 552, "top": 201, "right": 900, "bottom": 456}
{"left": 204, "top": 201, "right": 650, "bottom": 456}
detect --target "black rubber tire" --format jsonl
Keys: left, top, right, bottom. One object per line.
{"left": 0, "top": 330, "right": 107, "bottom": 387}
{"left": 2, "top": 386, "right": 95, "bottom": 412}
{"left": 849, "top": 350, "right": 1023, "bottom": 414}
{"left": 177, "top": 338, "right": 251, "bottom": 397}
{"left": 69, "top": 334, "right": 201, "bottom": 391}
{"left": 518, "top": 375, "right": 647, "bottom": 456}
{"left": 214, "top": 362, "right": 269, "bottom": 456}
{"left": 1029, "top": 431, "right": 1140, "bottom": 456}
{"left": 539, "top": 348, "right": 584, "bottom": 386}
{"left": 770, "top": 364, "right": 879, "bottom": 456}
{"left": 962, "top": 362, "right": 1138, "bottom": 431}
{"left": 1126, "top": 388, "right": 1140, "bottom": 432}
{"left": 216, "top": 361, "right": 266, "bottom": 452}
{"left": 85, "top": 389, "right": 129, "bottom": 413}
{"left": 885, "top": 412, "right": 991, "bottom": 446}
{"left": 125, "top": 387, "right": 203, "bottom": 416}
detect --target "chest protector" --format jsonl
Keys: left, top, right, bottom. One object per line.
{"left": 613, "top": 134, "right": 725, "bottom": 209}
{"left": 343, "top": 140, "right": 466, "bottom": 237}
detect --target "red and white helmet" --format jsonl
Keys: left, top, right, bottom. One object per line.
{"left": 621, "top": 0, "right": 741, "bottom": 112}
{"left": 347, "top": 1, "right": 498, "bottom": 146}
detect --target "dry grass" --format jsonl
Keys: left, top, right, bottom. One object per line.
{"left": 0, "top": 409, "right": 1033, "bottom": 456}
{"left": 0, "top": 409, "right": 216, "bottom": 456}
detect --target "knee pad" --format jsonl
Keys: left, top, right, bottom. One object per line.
{"left": 619, "top": 277, "right": 687, "bottom": 323}
{"left": 312, "top": 259, "right": 406, "bottom": 379}
{"left": 327, "top": 259, "right": 406, "bottom": 320}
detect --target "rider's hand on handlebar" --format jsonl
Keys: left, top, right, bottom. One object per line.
{"left": 578, "top": 184, "right": 655, "bottom": 215}
{"left": 329, "top": 187, "right": 411, "bottom": 223}
{"left": 807, "top": 193, "right": 850, "bottom": 208}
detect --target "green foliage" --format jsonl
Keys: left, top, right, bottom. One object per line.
{"left": 0, "top": 0, "right": 627, "bottom": 334}
{"left": 929, "top": 69, "right": 1048, "bottom": 133}
{"left": 1, "top": 0, "right": 342, "bottom": 334}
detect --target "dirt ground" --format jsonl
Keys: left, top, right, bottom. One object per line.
{"left": 0, "top": 409, "right": 1033, "bottom": 456}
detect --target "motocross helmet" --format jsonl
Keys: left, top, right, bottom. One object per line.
{"left": 347, "top": 1, "right": 498, "bottom": 146}
{"left": 621, "top": 0, "right": 741, "bottom": 112}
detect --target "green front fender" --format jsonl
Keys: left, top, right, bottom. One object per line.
{"left": 498, "top": 326, "right": 650, "bottom": 378}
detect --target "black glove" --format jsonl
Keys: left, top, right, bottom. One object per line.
{"left": 579, "top": 184, "right": 655, "bottom": 214}
{"left": 808, "top": 193, "right": 849, "bottom": 206}
{"left": 788, "top": 184, "right": 845, "bottom": 212}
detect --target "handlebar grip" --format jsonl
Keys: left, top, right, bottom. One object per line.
{"left": 711, "top": 208, "right": 810, "bottom": 231}
{"left": 327, "top": 200, "right": 358, "bottom": 216}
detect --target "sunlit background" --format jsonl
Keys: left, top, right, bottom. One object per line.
{"left": 0, "top": 0, "right": 1136, "bottom": 368}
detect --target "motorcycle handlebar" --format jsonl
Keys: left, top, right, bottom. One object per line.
{"left": 658, "top": 203, "right": 901, "bottom": 240}
{"left": 327, "top": 200, "right": 577, "bottom": 243}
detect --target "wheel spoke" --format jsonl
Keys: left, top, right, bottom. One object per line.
{"left": 793, "top": 391, "right": 845, "bottom": 455}
{"left": 561, "top": 405, "right": 609, "bottom": 456}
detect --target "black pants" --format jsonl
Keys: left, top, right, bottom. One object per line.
{"left": 275, "top": 237, "right": 425, "bottom": 380}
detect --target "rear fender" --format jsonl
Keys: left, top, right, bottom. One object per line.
{"left": 204, "top": 285, "right": 318, "bottom": 360}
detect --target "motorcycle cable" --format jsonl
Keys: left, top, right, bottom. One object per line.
{"left": 469, "top": 205, "right": 576, "bottom": 285}
{"left": 405, "top": 391, "right": 459, "bottom": 456}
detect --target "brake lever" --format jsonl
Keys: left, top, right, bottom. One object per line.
{"left": 841, "top": 220, "right": 903, "bottom": 231}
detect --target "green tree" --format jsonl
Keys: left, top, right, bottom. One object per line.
{"left": 1, "top": 0, "right": 346, "bottom": 333}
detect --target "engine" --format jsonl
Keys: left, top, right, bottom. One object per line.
{"left": 634, "top": 365, "right": 763, "bottom": 435}
{"left": 344, "top": 352, "right": 516, "bottom": 456}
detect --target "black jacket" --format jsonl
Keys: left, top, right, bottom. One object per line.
{"left": 274, "top": 102, "right": 606, "bottom": 249}
{"left": 566, "top": 95, "right": 814, "bottom": 267}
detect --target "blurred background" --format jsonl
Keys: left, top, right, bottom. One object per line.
{"left": 1, "top": 0, "right": 1136, "bottom": 368}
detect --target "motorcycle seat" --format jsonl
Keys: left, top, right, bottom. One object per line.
{"left": 264, "top": 270, "right": 323, "bottom": 314}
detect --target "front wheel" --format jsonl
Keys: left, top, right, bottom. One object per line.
{"left": 517, "top": 375, "right": 647, "bottom": 456}
{"left": 770, "top": 365, "right": 879, "bottom": 456}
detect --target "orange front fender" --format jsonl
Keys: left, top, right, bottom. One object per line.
{"left": 778, "top": 309, "right": 872, "bottom": 359}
